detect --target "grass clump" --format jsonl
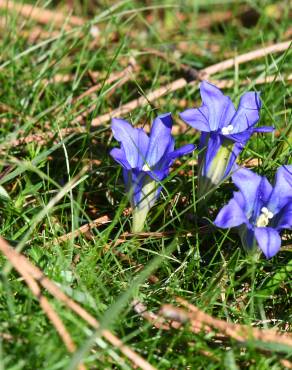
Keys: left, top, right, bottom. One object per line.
{"left": 0, "top": 0, "right": 291, "bottom": 369}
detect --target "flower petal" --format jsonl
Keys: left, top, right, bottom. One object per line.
{"left": 111, "top": 118, "right": 149, "bottom": 168}
{"left": 233, "top": 191, "right": 246, "bottom": 209}
{"left": 203, "top": 134, "right": 239, "bottom": 184}
{"left": 223, "top": 141, "right": 244, "bottom": 180}
{"left": 254, "top": 227, "right": 281, "bottom": 259}
{"left": 110, "top": 147, "right": 131, "bottom": 169}
{"left": 230, "top": 92, "right": 261, "bottom": 133}
{"left": 253, "top": 126, "right": 274, "bottom": 133}
{"left": 274, "top": 203, "right": 292, "bottom": 230}
{"left": 232, "top": 168, "right": 272, "bottom": 217}
{"left": 201, "top": 132, "right": 222, "bottom": 177}
{"left": 147, "top": 169, "right": 168, "bottom": 181}
{"left": 267, "top": 165, "right": 292, "bottom": 214}
{"left": 200, "top": 81, "right": 236, "bottom": 131}
{"left": 227, "top": 129, "right": 253, "bottom": 144}
{"left": 238, "top": 223, "right": 256, "bottom": 250}
{"left": 179, "top": 105, "right": 210, "bottom": 132}
{"left": 131, "top": 169, "right": 161, "bottom": 210}
{"left": 122, "top": 168, "right": 131, "bottom": 193}
{"left": 227, "top": 125, "right": 273, "bottom": 143}
{"left": 130, "top": 169, "right": 146, "bottom": 207}
{"left": 149, "top": 144, "right": 195, "bottom": 181}
{"left": 167, "top": 143, "right": 196, "bottom": 161}
{"left": 214, "top": 197, "right": 247, "bottom": 228}
{"left": 145, "top": 113, "right": 173, "bottom": 167}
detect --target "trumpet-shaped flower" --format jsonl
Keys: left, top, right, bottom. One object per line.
{"left": 110, "top": 113, "right": 195, "bottom": 232}
{"left": 214, "top": 165, "right": 292, "bottom": 258}
{"left": 180, "top": 81, "right": 273, "bottom": 198}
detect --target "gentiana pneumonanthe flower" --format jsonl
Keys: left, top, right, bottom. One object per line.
{"left": 110, "top": 113, "right": 195, "bottom": 232}
{"left": 214, "top": 165, "right": 292, "bottom": 258}
{"left": 180, "top": 81, "right": 274, "bottom": 198}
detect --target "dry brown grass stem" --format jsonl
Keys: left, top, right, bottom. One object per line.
{"left": 36, "top": 71, "right": 101, "bottom": 86}
{"left": 18, "top": 26, "right": 61, "bottom": 42}
{"left": 195, "top": 9, "right": 238, "bottom": 29}
{"left": 157, "top": 301, "right": 292, "bottom": 367}
{"left": 174, "top": 297, "right": 292, "bottom": 346}
{"left": 54, "top": 215, "right": 110, "bottom": 243}
{"left": 90, "top": 41, "right": 291, "bottom": 127}
{"left": 0, "top": 0, "right": 85, "bottom": 28}
{"left": 201, "top": 40, "right": 291, "bottom": 77}
{"left": 0, "top": 237, "right": 86, "bottom": 370}
{"left": 91, "top": 77, "right": 188, "bottom": 127}
{"left": 132, "top": 299, "right": 181, "bottom": 330}
{"left": 90, "top": 40, "right": 290, "bottom": 126}
{"left": 210, "top": 74, "right": 292, "bottom": 89}
{"left": 0, "top": 237, "right": 156, "bottom": 370}
{"left": 4, "top": 40, "right": 290, "bottom": 149}
{"left": 73, "top": 59, "right": 137, "bottom": 104}
{"left": 4, "top": 61, "right": 136, "bottom": 148}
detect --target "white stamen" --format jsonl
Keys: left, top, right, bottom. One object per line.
{"left": 256, "top": 207, "right": 274, "bottom": 227}
{"left": 261, "top": 207, "right": 273, "bottom": 219}
{"left": 142, "top": 163, "right": 151, "bottom": 171}
{"left": 221, "top": 124, "right": 234, "bottom": 135}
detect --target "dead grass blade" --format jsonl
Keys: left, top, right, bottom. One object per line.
{"left": 53, "top": 215, "right": 110, "bottom": 243}
{"left": 132, "top": 299, "right": 181, "bottom": 330}
{"left": 0, "top": 237, "right": 86, "bottom": 370}
{"left": 173, "top": 297, "right": 292, "bottom": 347}
{"left": 210, "top": 74, "right": 292, "bottom": 89}
{"left": 158, "top": 301, "right": 292, "bottom": 367}
{"left": 0, "top": 0, "right": 85, "bottom": 28}
{"left": 201, "top": 40, "right": 291, "bottom": 77}
{"left": 0, "top": 237, "right": 155, "bottom": 370}
{"left": 90, "top": 41, "right": 291, "bottom": 126}
{"left": 73, "top": 58, "right": 137, "bottom": 104}
{"left": 4, "top": 40, "right": 290, "bottom": 149}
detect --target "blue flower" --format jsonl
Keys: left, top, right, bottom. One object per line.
{"left": 110, "top": 113, "right": 195, "bottom": 232}
{"left": 214, "top": 165, "right": 292, "bottom": 258}
{"left": 180, "top": 81, "right": 273, "bottom": 198}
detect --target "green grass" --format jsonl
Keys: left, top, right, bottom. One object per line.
{"left": 0, "top": 0, "right": 291, "bottom": 369}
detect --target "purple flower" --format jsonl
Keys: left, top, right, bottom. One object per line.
{"left": 180, "top": 81, "right": 273, "bottom": 197}
{"left": 110, "top": 113, "right": 195, "bottom": 232}
{"left": 214, "top": 165, "right": 292, "bottom": 258}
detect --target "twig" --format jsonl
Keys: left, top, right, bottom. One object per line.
{"left": 132, "top": 299, "right": 221, "bottom": 362}
{"left": 0, "top": 237, "right": 155, "bottom": 370}
{"left": 73, "top": 58, "right": 137, "bottom": 104}
{"left": 91, "top": 78, "right": 188, "bottom": 126}
{"left": 201, "top": 40, "right": 291, "bottom": 77}
{"left": 0, "top": 332, "right": 14, "bottom": 342}
{"left": 195, "top": 9, "right": 242, "bottom": 29}
{"left": 91, "top": 41, "right": 291, "bottom": 126}
{"left": 0, "top": 237, "right": 86, "bottom": 370}
{"left": 281, "top": 359, "right": 292, "bottom": 369}
{"left": 19, "top": 27, "right": 61, "bottom": 43}
{"left": 54, "top": 215, "right": 110, "bottom": 243}
{"left": 209, "top": 74, "right": 292, "bottom": 89}
{"left": 132, "top": 299, "right": 181, "bottom": 330}
{"left": 43, "top": 71, "right": 101, "bottom": 85}
{"left": 174, "top": 297, "right": 292, "bottom": 347}
{"left": 3, "top": 41, "right": 291, "bottom": 149}
{"left": 0, "top": 0, "right": 85, "bottom": 28}
{"left": 3, "top": 60, "right": 135, "bottom": 148}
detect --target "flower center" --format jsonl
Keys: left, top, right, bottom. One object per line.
{"left": 256, "top": 207, "right": 274, "bottom": 227}
{"left": 142, "top": 163, "right": 151, "bottom": 171}
{"left": 221, "top": 124, "right": 234, "bottom": 135}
